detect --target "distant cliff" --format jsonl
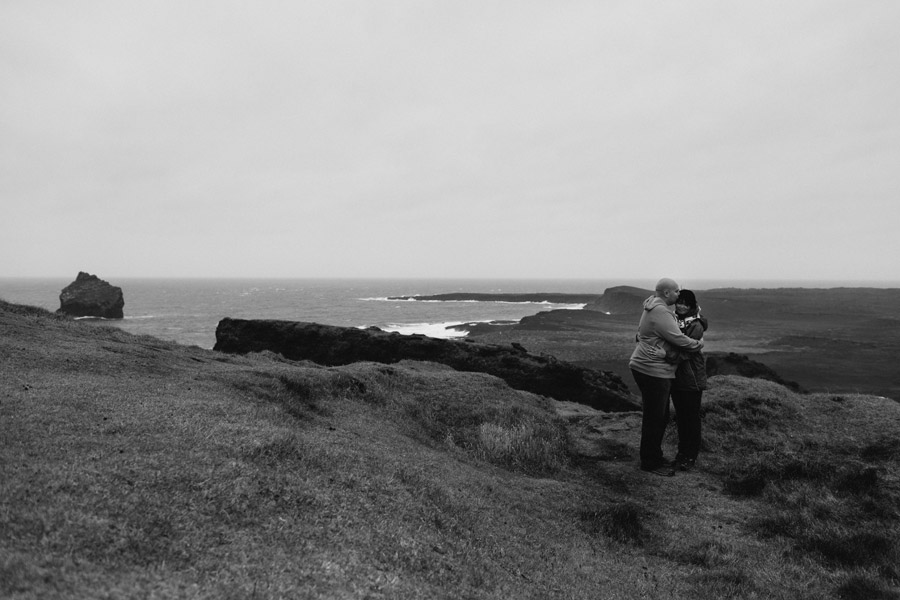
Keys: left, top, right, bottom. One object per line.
{"left": 583, "top": 286, "right": 651, "bottom": 314}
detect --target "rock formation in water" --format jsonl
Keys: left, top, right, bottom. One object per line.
{"left": 58, "top": 272, "right": 125, "bottom": 319}
{"left": 214, "top": 319, "right": 639, "bottom": 412}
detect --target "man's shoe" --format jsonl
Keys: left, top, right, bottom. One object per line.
{"left": 640, "top": 462, "right": 675, "bottom": 477}
{"left": 678, "top": 458, "right": 696, "bottom": 471}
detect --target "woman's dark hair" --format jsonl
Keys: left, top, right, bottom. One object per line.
{"left": 676, "top": 289, "right": 698, "bottom": 310}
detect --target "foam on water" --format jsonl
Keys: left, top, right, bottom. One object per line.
{"left": 369, "top": 322, "right": 470, "bottom": 339}
{"left": 363, "top": 297, "right": 586, "bottom": 308}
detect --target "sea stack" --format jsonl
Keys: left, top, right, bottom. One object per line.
{"left": 58, "top": 272, "right": 125, "bottom": 319}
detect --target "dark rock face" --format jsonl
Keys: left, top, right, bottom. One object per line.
{"left": 706, "top": 352, "right": 804, "bottom": 392}
{"left": 58, "top": 272, "right": 124, "bottom": 319}
{"left": 517, "top": 309, "right": 612, "bottom": 331}
{"left": 214, "top": 319, "right": 639, "bottom": 412}
{"left": 583, "top": 286, "right": 652, "bottom": 314}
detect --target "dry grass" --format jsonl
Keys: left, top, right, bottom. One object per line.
{"left": 473, "top": 420, "right": 567, "bottom": 475}
{"left": 2, "top": 300, "right": 899, "bottom": 599}
{"left": 699, "top": 376, "right": 900, "bottom": 598}
{"left": 578, "top": 501, "right": 649, "bottom": 545}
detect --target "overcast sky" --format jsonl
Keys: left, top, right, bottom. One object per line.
{"left": 2, "top": 1, "right": 898, "bottom": 282}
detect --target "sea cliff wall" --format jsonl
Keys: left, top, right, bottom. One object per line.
{"left": 214, "top": 319, "right": 639, "bottom": 412}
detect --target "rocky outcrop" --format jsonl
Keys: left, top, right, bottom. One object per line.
{"left": 554, "top": 401, "right": 642, "bottom": 461}
{"left": 516, "top": 309, "right": 613, "bottom": 331}
{"left": 583, "top": 286, "right": 651, "bottom": 314}
{"left": 706, "top": 352, "right": 804, "bottom": 392}
{"left": 214, "top": 319, "right": 639, "bottom": 412}
{"left": 58, "top": 272, "right": 124, "bottom": 319}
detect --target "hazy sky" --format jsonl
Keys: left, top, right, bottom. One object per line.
{"left": 2, "top": 1, "right": 898, "bottom": 281}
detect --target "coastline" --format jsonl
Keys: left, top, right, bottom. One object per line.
{"left": 3, "top": 296, "right": 899, "bottom": 599}
{"left": 2, "top": 279, "right": 898, "bottom": 399}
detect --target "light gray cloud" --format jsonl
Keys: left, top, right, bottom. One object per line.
{"left": 2, "top": 0, "right": 898, "bottom": 281}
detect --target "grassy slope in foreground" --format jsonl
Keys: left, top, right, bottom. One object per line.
{"left": 1, "top": 300, "right": 899, "bottom": 600}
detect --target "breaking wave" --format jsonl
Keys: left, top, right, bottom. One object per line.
{"left": 361, "top": 321, "right": 470, "bottom": 339}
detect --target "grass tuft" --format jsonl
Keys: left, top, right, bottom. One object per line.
{"left": 473, "top": 420, "right": 567, "bottom": 475}
{"left": 723, "top": 470, "right": 768, "bottom": 497}
{"left": 0, "top": 553, "right": 53, "bottom": 596}
{"left": 579, "top": 502, "right": 647, "bottom": 545}
{"left": 723, "top": 454, "right": 836, "bottom": 497}
{"left": 371, "top": 372, "right": 571, "bottom": 476}
{"left": 243, "top": 433, "right": 308, "bottom": 465}
{"left": 689, "top": 568, "right": 756, "bottom": 599}
{"left": 702, "top": 378, "right": 900, "bottom": 590}
{"left": 861, "top": 437, "right": 900, "bottom": 462}
{"left": 836, "top": 574, "right": 900, "bottom": 600}
{"left": 833, "top": 464, "right": 880, "bottom": 493}
{"left": 0, "top": 300, "right": 56, "bottom": 317}
{"left": 701, "top": 394, "right": 794, "bottom": 434}
{"left": 801, "top": 530, "right": 898, "bottom": 572}
{"left": 700, "top": 379, "right": 802, "bottom": 457}
{"left": 666, "top": 538, "right": 738, "bottom": 568}
{"left": 273, "top": 370, "right": 368, "bottom": 420}
{"left": 276, "top": 373, "right": 330, "bottom": 419}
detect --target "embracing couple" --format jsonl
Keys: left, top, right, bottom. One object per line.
{"left": 628, "top": 278, "right": 708, "bottom": 477}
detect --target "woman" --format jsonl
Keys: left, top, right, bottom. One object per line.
{"left": 669, "top": 289, "right": 708, "bottom": 471}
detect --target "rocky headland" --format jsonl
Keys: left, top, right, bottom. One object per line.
{"left": 449, "top": 285, "right": 900, "bottom": 401}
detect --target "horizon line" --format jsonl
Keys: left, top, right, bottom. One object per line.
{"left": 2, "top": 274, "right": 899, "bottom": 287}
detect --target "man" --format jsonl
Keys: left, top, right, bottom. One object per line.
{"left": 629, "top": 278, "right": 704, "bottom": 476}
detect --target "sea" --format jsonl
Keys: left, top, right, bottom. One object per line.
{"left": 0, "top": 278, "right": 614, "bottom": 349}
{"left": 2, "top": 277, "right": 895, "bottom": 350}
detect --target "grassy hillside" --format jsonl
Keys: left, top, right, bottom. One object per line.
{"left": 2, "top": 300, "right": 899, "bottom": 599}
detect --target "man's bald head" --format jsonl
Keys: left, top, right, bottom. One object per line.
{"left": 655, "top": 278, "right": 681, "bottom": 306}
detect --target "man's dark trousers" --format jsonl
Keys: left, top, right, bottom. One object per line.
{"left": 632, "top": 369, "right": 672, "bottom": 468}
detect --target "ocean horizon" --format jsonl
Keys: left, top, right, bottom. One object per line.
{"left": 3, "top": 276, "right": 898, "bottom": 350}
